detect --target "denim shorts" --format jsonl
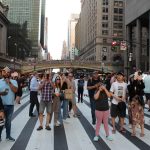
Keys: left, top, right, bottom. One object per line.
{"left": 39, "top": 101, "right": 52, "bottom": 113}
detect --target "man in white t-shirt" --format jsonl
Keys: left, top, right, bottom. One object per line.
{"left": 110, "top": 72, "right": 127, "bottom": 134}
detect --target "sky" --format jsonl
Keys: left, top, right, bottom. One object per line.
{"left": 46, "top": 0, "right": 81, "bottom": 60}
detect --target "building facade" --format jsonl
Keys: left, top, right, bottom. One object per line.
{"left": 125, "top": 0, "right": 150, "bottom": 72}
{"left": 0, "top": 2, "right": 9, "bottom": 56}
{"left": 2, "top": 0, "right": 46, "bottom": 59}
{"left": 61, "top": 41, "right": 69, "bottom": 60}
{"left": 76, "top": 0, "right": 125, "bottom": 66}
{"left": 68, "top": 14, "right": 79, "bottom": 60}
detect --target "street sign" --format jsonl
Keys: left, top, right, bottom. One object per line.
{"left": 120, "top": 41, "right": 127, "bottom": 50}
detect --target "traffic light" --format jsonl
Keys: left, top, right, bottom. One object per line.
{"left": 111, "top": 41, "right": 118, "bottom": 52}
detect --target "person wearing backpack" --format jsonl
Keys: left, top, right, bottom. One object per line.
{"left": 77, "top": 75, "right": 85, "bottom": 103}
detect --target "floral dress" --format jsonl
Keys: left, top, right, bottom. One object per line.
{"left": 131, "top": 98, "right": 144, "bottom": 126}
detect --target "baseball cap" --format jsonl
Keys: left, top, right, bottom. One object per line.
{"left": 2, "top": 66, "right": 11, "bottom": 72}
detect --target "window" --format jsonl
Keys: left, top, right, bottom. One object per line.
{"left": 114, "top": 15, "right": 123, "bottom": 21}
{"left": 114, "top": 1, "right": 123, "bottom": 7}
{"left": 114, "top": 1, "right": 119, "bottom": 6}
{"left": 114, "top": 8, "right": 123, "bottom": 14}
{"left": 119, "top": 1, "right": 123, "bottom": 7}
{"left": 102, "top": 55, "right": 107, "bottom": 61}
{"left": 114, "top": 8, "right": 118, "bottom": 13}
{"left": 119, "top": 8, "right": 123, "bottom": 14}
{"left": 102, "top": 15, "right": 108, "bottom": 20}
{"left": 102, "top": 22, "right": 108, "bottom": 28}
{"left": 113, "top": 23, "right": 123, "bottom": 29}
{"left": 102, "top": 30, "right": 108, "bottom": 35}
{"left": 103, "top": 0, "right": 108, "bottom": 5}
{"left": 114, "top": 15, "right": 118, "bottom": 21}
{"left": 119, "top": 16, "right": 123, "bottom": 21}
{"left": 103, "top": 7, "right": 108, "bottom": 13}
{"left": 102, "top": 47, "right": 107, "bottom": 52}
{"left": 113, "top": 30, "right": 123, "bottom": 36}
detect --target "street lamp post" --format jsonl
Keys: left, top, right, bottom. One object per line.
{"left": 11, "top": 58, "right": 15, "bottom": 71}
{"left": 101, "top": 62, "right": 104, "bottom": 74}
{"left": 14, "top": 43, "right": 17, "bottom": 59}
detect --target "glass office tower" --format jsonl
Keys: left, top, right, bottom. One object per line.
{"left": 3, "top": 0, "right": 45, "bottom": 58}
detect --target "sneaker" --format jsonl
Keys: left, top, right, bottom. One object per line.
{"left": 93, "top": 136, "right": 99, "bottom": 142}
{"left": 45, "top": 126, "right": 51, "bottom": 130}
{"left": 106, "top": 136, "right": 113, "bottom": 141}
{"left": 57, "top": 121, "right": 61, "bottom": 125}
{"left": 73, "top": 114, "right": 77, "bottom": 118}
{"left": 148, "top": 109, "right": 150, "bottom": 112}
{"left": 37, "top": 126, "right": 43, "bottom": 131}
{"left": 29, "top": 114, "right": 36, "bottom": 117}
{"left": 55, "top": 122, "right": 60, "bottom": 127}
{"left": 6, "top": 136, "right": 15, "bottom": 142}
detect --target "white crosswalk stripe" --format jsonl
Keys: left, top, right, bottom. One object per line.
{"left": 0, "top": 93, "right": 150, "bottom": 150}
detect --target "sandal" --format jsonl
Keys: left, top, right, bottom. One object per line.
{"left": 112, "top": 129, "right": 116, "bottom": 134}
{"left": 131, "top": 133, "right": 136, "bottom": 137}
{"left": 119, "top": 128, "right": 126, "bottom": 133}
{"left": 140, "top": 133, "right": 145, "bottom": 137}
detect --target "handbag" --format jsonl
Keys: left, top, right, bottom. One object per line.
{"left": 64, "top": 89, "right": 73, "bottom": 100}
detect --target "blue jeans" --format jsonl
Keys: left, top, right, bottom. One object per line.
{"left": 63, "top": 100, "right": 68, "bottom": 120}
{"left": 89, "top": 97, "right": 96, "bottom": 123}
{"left": 4, "top": 105, "right": 14, "bottom": 138}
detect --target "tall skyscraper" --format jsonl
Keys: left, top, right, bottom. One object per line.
{"left": 3, "top": 0, "right": 46, "bottom": 59}
{"left": 68, "top": 14, "right": 79, "bottom": 60}
{"left": 61, "top": 40, "right": 69, "bottom": 60}
{"left": 76, "top": 0, "right": 125, "bottom": 65}
{"left": 40, "top": 0, "right": 46, "bottom": 49}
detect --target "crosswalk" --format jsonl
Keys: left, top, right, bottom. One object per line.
{"left": 1, "top": 93, "right": 150, "bottom": 150}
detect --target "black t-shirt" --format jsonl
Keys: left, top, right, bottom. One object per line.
{"left": 61, "top": 81, "right": 68, "bottom": 90}
{"left": 95, "top": 91, "right": 109, "bottom": 111}
{"left": 87, "top": 78, "right": 100, "bottom": 98}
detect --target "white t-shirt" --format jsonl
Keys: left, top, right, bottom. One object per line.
{"left": 55, "top": 88, "right": 60, "bottom": 94}
{"left": 110, "top": 81, "right": 127, "bottom": 105}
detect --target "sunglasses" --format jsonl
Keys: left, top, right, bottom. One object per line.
{"left": 56, "top": 79, "right": 60, "bottom": 80}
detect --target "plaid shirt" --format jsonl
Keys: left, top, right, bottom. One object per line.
{"left": 41, "top": 82, "right": 53, "bottom": 102}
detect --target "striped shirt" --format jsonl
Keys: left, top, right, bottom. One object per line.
{"left": 41, "top": 82, "right": 53, "bottom": 101}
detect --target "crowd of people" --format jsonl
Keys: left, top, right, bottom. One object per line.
{"left": 0, "top": 66, "right": 150, "bottom": 144}
{"left": 87, "top": 70, "right": 148, "bottom": 141}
